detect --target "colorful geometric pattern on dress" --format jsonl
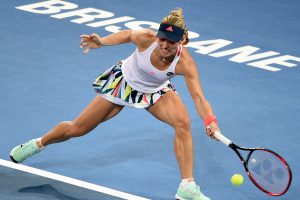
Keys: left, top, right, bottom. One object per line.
{"left": 93, "top": 63, "right": 176, "bottom": 108}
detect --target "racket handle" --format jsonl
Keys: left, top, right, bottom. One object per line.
{"left": 214, "top": 131, "right": 232, "bottom": 146}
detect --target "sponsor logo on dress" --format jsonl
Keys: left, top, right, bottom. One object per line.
{"left": 149, "top": 71, "right": 155, "bottom": 76}
{"left": 167, "top": 72, "right": 174, "bottom": 76}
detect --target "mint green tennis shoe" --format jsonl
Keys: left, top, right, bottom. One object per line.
{"left": 10, "top": 138, "right": 42, "bottom": 163}
{"left": 175, "top": 182, "right": 211, "bottom": 200}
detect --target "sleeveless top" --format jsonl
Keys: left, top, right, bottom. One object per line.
{"left": 121, "top": 41, "right": 182, "bottom": 93}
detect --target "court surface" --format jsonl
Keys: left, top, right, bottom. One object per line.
{"left": 0, "top": 0, "right": 299, "bottom": 200}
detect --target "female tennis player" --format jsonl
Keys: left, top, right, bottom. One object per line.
{"left": 10, "top": 8, "right": 219, "bottom": 200}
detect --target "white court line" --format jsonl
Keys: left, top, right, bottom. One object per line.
{"left": 0, "top": 159, "right": 150, "bottom": 200}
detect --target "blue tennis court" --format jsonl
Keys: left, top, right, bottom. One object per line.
{"left": 0, "top": 0, "right": 299, "bottom": 199}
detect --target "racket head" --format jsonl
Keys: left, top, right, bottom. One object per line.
{"left": 245, "top": 148, "right": 292, "bottom": 196}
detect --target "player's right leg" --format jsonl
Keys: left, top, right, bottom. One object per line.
{"left": 147, "top": 91, "right": 210, "bottom": 200}
{"left": 10, "top": 95, "right": 123, "bottom": 163}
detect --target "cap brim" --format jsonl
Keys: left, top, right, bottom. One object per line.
{"left": 156, "top": 31, "right": 181, "bottom": 43}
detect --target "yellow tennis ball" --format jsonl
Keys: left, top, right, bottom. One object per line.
{"left": 231, "top": 174, "right": 244, "bottom": 186}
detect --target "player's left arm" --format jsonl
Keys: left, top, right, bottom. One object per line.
{"left": 176, "top": 47, "right": 220, "bottom": 138}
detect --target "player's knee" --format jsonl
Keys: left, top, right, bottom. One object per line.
{"left": 174, "top": 117, "right": 191, "bottom": 134}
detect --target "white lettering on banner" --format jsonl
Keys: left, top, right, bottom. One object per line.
{"left": 125, "top": 21, "right": 160, "bottom": 31}
{"left": 16, "top": 0, "right": 78, "bottom": 14}
{"left": 247, "top": 55, "right": 300, "bottom": 72}
{"left": 91, "top": 21, "right": 159, "bottom": 34}
{"left": 87, "top": 17, "right": 135, "bottom": 27}
{"left": 209, "top": 46, "right": 280, "bottom": 63}
{"left": 51, "top": 8, "right": 114, "bottom": 24}
{"left": 186, "top": 39, "right": 233, "bottom": 54}
{"left": 104, "top": 25, "right": 123, "bottom": 33}
{"left": 15, "top": 0, "right": 300, "bottom": 72}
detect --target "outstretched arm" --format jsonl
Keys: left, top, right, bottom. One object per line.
{"left": 80, "top": 30, "right": 132, "bottom": 54}
{"left": 177, "top": 48, "right": 220, "bottom": 139}
{"left": 80, "top": 29, "right": 155, "bottom": 54}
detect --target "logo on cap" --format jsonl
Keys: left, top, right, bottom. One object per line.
{"left": 166, "top": 26, "right": 173, "bottom": 32}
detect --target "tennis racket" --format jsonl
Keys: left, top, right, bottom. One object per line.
{"left": 214, "top": 131, "right": 292, "bottom": 196}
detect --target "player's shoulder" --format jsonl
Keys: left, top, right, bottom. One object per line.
{"left": 180, "top": 46, "right": 195, "bottom": 65}
{"left": 131, "top": 28, "right": 156, "bottom": 46}
{"left": 177, "top": 46, "right": 198, "bottom": 76}
{"left": 132, "top": 28, "right": 156, "bottom": 37}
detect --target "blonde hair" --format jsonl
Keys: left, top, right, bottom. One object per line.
{"left": 161, "top": 8, "right": 189, "bottom": 45}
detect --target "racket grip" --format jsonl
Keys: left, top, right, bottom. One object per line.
{"left": 214, "top": 131, "right": 232, "bottom": 146}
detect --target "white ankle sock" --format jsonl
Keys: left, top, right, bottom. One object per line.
{"left": 36, "top": 137, "right": 45, "bottom": 149}
{"left": 181, "top": 178, "right": 195, "bottom": 190}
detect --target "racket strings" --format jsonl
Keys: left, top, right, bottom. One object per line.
{"left": 247, "top": 150, "right": 290, "bottom": 195}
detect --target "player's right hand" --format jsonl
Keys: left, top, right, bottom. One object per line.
{"left": 80, "top": 33, "right": 102, "bottom": 54}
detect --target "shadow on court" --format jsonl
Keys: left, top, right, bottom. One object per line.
{"left": 0, "top": 165, "right": 123, "bottom": 200}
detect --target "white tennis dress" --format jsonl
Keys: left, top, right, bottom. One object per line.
{"left": 93, "top": 41, "right": 182, "bottom": 108}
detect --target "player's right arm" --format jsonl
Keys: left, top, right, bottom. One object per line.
{"left": 80, "top": 29, "right": 156, "bottom": 54}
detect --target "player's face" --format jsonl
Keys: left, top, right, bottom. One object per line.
{"left": 157, "top": 38, "right": 180, "bottom": 58}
